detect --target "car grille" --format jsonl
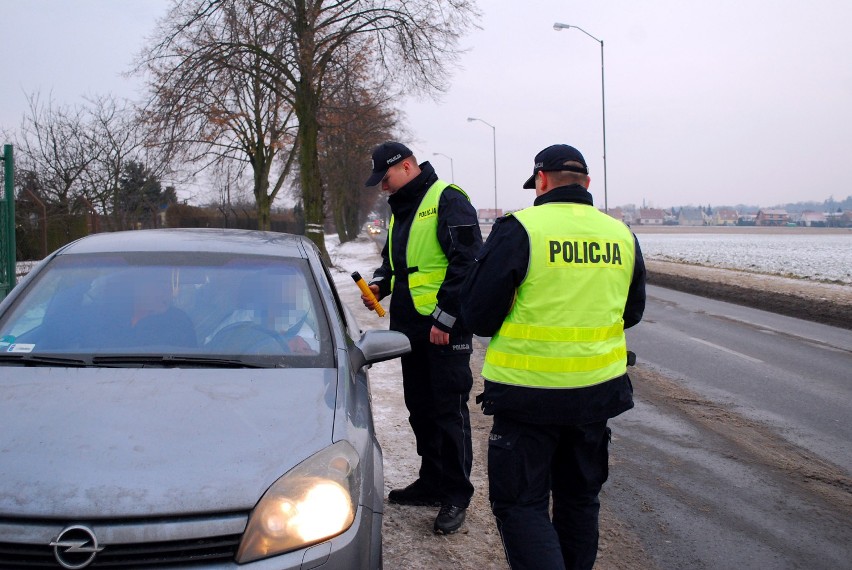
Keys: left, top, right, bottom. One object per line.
{"left": 0, "top": 513, "right": 247, "bottom": 568}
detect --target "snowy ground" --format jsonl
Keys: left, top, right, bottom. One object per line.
{"left": 634, "top": 227, "right": 852, "bottom": 284}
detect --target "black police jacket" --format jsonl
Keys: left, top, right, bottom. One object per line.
{"left": 371, "top": 161, "right": 483, "bottom": 342}
{"left": 460, "top": 185, "right": 647, "bottom": 425}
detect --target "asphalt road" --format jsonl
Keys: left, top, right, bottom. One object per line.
{"left": 626, "top": 285, "right": 852, "bottom": 471}
{"left": 604, "top": 285, "right": 852, "bottom": 569}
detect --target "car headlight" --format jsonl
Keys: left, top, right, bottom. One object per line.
{"left": 236, "top": 441, "right": 361, "bottom": 563}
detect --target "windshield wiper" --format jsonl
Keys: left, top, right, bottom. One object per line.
{"left": 0, "top": 353, "right": 89, "bottom": 367}
{"left": 90, "top": 355, "right": 266, "bottom": 368}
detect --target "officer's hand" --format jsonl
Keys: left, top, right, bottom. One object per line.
{"left": 361, "top": 284, "right": 380, "bottom": 310}
{"left": 429, "top": 325, "right": 449, "bottom": 345}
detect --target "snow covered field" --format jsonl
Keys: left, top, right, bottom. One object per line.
{"left": 636, "top": 232, "right": 852, "bottom": 284}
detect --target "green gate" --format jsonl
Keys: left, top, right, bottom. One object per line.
{"left": 1, "top": 144, "right": 15, "bottom": 298}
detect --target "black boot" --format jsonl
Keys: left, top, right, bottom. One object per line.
{"left": 433, "top": 504, "right": 466, "bottom": 534}
{"left": 387, "top": 480, "right": 441, "bottom": 506}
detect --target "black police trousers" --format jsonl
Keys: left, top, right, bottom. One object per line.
{"left": 488, "top": 416, "right": 611, "bottom": 570}
{"left": 400, "top": 340, "right": 474, "bottom": 508}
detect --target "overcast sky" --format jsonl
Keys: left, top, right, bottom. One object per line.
{"left": 2, "top": 0, "right": 851, "bottom": 212}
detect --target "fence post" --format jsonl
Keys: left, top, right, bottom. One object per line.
{"left": 1, "top": 144, "right": 16, "bottom": 298}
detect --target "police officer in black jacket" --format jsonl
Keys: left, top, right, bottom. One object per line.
{"left": 362, "top": 141, "right": 483, "bottom": 535}
{"left": 461, "top": 144, "right": 645, "bottom": 569}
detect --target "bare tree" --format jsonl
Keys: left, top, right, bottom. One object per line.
{"left": 210, "top": 158, "right": 252, "bottom": 228}
{"left": 138, "top": 0, "right": 479, "bottom": 258}
{"left": 84, "top": 94, "right": 156, "bottom": 230}
{"left": 15, "top": 93, "right": 97, "bottom": 213}
{"left": 319, "top": 45, "right": 398, "bottom": 242}
{"left": 139, "top": 0, "right": 299, "bottom": 232}
{"left": 273, "top": 0, "right": 479, "bottom": 256}
{"left": 14, "top": 92, "right": 173, "bottom": 238}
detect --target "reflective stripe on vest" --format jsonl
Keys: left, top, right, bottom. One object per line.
{"left": 389, "top": 180, "right": 470, "bottom": 315}
{"left": 482, "top": 202, "right": 635, "bottom": 388}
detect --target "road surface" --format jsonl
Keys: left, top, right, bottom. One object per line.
{"left": 605, "top": 285, "right": 852, "bottom": 569}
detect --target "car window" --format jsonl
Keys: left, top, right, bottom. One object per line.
{"left": 0, "top": 252, "right": 333, "bottom": 368}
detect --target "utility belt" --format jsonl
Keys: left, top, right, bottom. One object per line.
{"left": 391, "top": 265, "right": 423, "bottom": 284}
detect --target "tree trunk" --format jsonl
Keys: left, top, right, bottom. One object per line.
{"left": 255, "top": 187, "right": 270, "bottom": 230}
{"left": 339, "top": 178, "right": 361, "bottom": 242}
{"left": 295, "top": 84, "right": 329, "bottom": 262}
{"left": 253, "top": 155, "right": 272, "bottom": 231}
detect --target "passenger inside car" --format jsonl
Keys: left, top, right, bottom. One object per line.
{"left": 126, "top": 269, "right": 197, "bottom": 349}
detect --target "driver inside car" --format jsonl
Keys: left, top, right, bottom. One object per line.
{"left": 205, "top": 269, "right": 317, "bottom": 355}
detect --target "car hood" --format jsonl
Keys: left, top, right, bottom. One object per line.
{"left": 0, "top": 367, "right": 339, "bottom": 518}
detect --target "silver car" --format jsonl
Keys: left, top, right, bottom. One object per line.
{"left": 0, "top": 228, "right": 409, "bottom": 569}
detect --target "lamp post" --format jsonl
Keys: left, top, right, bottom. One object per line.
{"left": 553, "top": 22, "right": 608, "bottom": 213}
{"left": 466, "top": 117, "right": 498, "bottom": 210}
{"left": 432, "top": 152, "right": 455, "bottom": 183}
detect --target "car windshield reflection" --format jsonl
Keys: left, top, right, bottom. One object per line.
{"left": 0, "top": 252, "right": 333, "bottom": 368}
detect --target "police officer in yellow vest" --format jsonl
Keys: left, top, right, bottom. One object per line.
{"left": 461, "top": 144, "right": 646, "bottom": 570}
{"left": 362, "top": 141, "right": 483, "bottom": 535}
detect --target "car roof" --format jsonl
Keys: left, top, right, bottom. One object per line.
{"left": 57, "top": 228, "right": 311, "bottom": 258}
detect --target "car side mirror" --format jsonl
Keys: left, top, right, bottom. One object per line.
{"left": 351, "top": 330, "right": 411, "bottom": 369}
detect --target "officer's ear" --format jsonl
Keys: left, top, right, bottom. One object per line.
{"left": 536, "top": 171, "right": 549, "bottom": 195}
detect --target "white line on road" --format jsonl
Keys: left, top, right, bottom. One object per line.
{"left": 689, "top": 337, "right": 764, "bottom": 363}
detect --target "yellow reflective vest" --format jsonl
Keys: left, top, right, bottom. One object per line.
{"left": 483, "top": 202, "right": 635, "bottom": 388}
{"left": 389, "top": 180, "right": 469, "bottom": 316}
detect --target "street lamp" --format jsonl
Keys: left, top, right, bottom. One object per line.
{"left": 553, "top": 22, "right": 608, "bottom": 213}
{"left": 466, "top": 117, "right": 498, "bottom": 210}
{"left": 432, "top": 152, "right": 455, "bottom": 183}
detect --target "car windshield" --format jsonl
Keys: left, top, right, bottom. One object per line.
{"left": 0, "top": 251, "right": 334, "bottom": 368}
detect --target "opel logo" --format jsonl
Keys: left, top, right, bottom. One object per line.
{"left": 49, "top": 525, "right": 104, "bottom": 570}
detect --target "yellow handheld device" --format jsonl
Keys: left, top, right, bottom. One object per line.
{"left": 351, "top": 271, "right": 386, "bottom": 317}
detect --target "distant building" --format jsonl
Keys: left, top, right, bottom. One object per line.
{"left": 756, "top": 209, "right": 789, "bottom": 226}
{"left": 637, "top": 208, "right": 666, "bottom": 225}
{"left": 678, "top": 207, "right": 706, "bottom": 226}
{"left": 477, "top": 208, "right": 504, "bottom": 223}
{"left": 798, "top": 211, "right": 826, "bottom": 227}
{"left": 826, "top": 210, "right": 852, "bottom": 228}
{"left": 737, "top": 213, "right": 757, "bottom": 225}
{"left": 605, "top": 207, "right": 625, "bottom": 223}
{"left": 712, "top": 208, "right": 739, "bottom": 226}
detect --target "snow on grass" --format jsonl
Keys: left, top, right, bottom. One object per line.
{"left": 638, "top": 233, "right": 852, "bottom": 285}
